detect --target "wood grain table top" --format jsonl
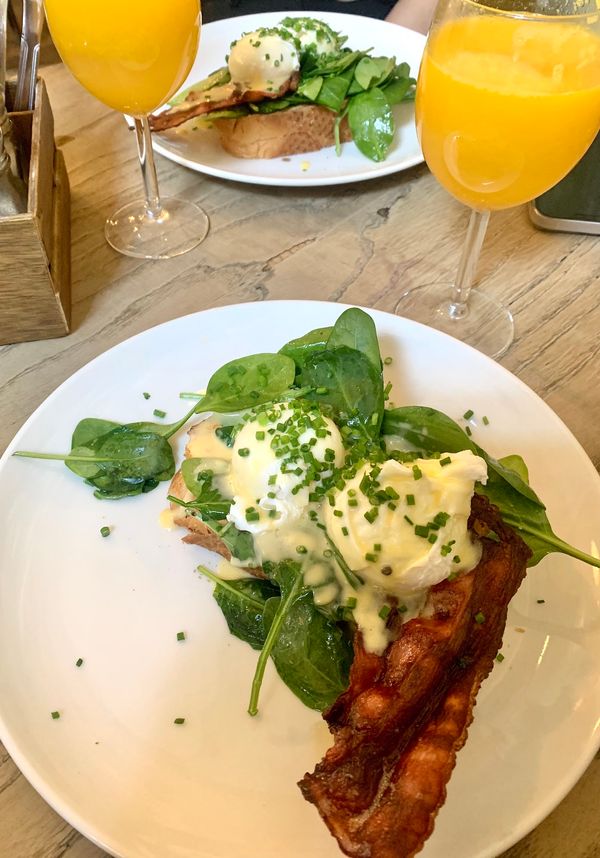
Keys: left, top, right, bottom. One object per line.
{"left": 0, "top": 63, "right": 598, "bottom": 858}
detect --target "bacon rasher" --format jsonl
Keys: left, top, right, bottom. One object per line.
{"left": 299, "top": 495, "right": 530, "bottom": 858}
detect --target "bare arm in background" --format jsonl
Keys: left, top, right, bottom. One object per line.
{"left": 386, "top": 0, "right": 437, "bottom": 33}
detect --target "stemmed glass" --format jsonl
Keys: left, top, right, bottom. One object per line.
{"left": 43, "top": 0, "right": 209, "bottom": 260}
{"left": 395, "top": 0, "right": 600, "bottom": 358}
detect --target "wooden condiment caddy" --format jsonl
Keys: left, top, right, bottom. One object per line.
{"left": 0, "top": 78, "right": 70, "bottom": 345}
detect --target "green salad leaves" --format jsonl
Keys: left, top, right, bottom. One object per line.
{"left": 13, "top": 306, "right": 600, "bottom": 717}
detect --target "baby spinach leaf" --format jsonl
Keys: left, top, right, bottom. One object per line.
{"left": 248, "top": 560, "right": 305, "bottom": 715}
{"left": 198, "top": 566, "right": 278, "bottom": 651}
{"left": 300, "top": 346, "right": 384, "bottom": 436}
{"left": 316, "top": 69, "right": 353, "bottom": 113}
{"left": 71, "top": 418, "right": 120, "bottom": 448}
{"left": 219, "top": 524, "right": 256, "bottom": 564}
{"left": 263, "top": 590, "right": 353, "bottom": 711}
{"left": 352, "top": 56, "right": 395, "bottom": 92}
{"left": 381, "top": 76, "right": 414, "bottom": 105}
{"left": 480, "top": 468, "right": 600, "bottom": 569}
{"left": 195, "top": 353, "right": 296, "bottom": 414}
{"left": 248, "top": 560, "right": 352, "bottom": 714}
{"left": 348, "top": 88, "right": 394, "bottom": 163}
{"left": 279, "top": 326, "right": 332, "bottom": 369}
{"left": 382, "top": 406, "right": 542, "bottom": 506}
{"left": 298, "top": 75, "right": 323, "bottom": 101}
{"left": 326, "top": 307, "right": 382, "bottom": 372}
{"left": 382, "top": 406, "right": 600, "bottom": 569}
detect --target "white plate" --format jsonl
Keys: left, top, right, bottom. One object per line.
{"left": 1, "top": 301, "right": 599, "bottom": 858}
{"left": 149, "top": 12, "right": 425, "bottom": 187}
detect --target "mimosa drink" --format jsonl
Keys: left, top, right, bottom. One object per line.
{"left": 44, "top": 0, "right": 200, "bottom": 115}
{"left": 416, "top": 16, "right": 600, "bottom": 210}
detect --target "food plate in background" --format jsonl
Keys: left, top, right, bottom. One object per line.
{"left": 0, "top": 301, "right": 599, "bottom": 858}
{"left": 148, "top": 12, "right": 425, "bottom": 187}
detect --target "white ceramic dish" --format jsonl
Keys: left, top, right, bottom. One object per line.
{"left": 148, "top": 12, "right": 425, "bottom": 187}
{"left": 1, "top": 301, "right": 599, "bottom": 858}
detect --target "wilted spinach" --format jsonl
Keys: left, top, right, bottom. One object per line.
{"left": 198, "top": 566, "right": 278, "bottom": 651}
{"left": 382, "top": 405, "right": 600, "bottom": 569}
{"left": 247, "top": 560, "right": 352, "bottom": 715}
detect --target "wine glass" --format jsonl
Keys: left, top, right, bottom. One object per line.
{"left": 43, "top": 0, "right": 209, "bottom": 260}
{"left": 395, "top": 0, "right": 600, "bottom": 358}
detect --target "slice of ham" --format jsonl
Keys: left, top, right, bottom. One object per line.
{"left": 149, "top": 72, "right": 300, "bottom": 133}
{"left": 299, "top": 494, "right": 531, "bottom": 858}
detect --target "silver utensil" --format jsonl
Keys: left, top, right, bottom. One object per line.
{"left": 14, "top": 0, "right": 44, "bottom": 112}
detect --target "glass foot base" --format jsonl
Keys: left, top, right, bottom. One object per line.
{"left": 394, "top": 283, "right": 514, "bottom": 360}
{"left": 105, "top": 197, "right": 209, "bottom": 260}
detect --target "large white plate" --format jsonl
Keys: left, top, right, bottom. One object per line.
{"left": 1, "top": 302, "right": 599, "bottom": 858}
{"left": 149, "top": 12, "right": 425, "bottom": 186}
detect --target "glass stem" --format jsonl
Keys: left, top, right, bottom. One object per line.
{"left": 133, "top": 115, "right": 162, "bottom": 219}
{"left": 448, "top": 208, "right": 490, "bottom": 320}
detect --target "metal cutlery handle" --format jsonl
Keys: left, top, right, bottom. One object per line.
{"left": 14, "top": 0, "right": 45, "bottom": 112}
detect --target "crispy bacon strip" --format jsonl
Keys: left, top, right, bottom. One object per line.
{"left": 299, "top": 495, "right": 530, "bottom": 858}
{"left": 149, "top": 73, "right": 300, "bottom": 133}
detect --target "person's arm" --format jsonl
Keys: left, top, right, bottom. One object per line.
{"left": 385, "top": 0, "right": 437, "bottom": 33}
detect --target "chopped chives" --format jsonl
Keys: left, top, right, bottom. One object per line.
{"left": 315, "top": 387, "right": 328, "bottom": 395}
{"left": 453, "top": 555, "right": 461, "bottom": 564}
{"left": 439, "top": 456, "right": 452, "bottom": 467}
{"left": 412, "top": 465, "right": 422, "bottom": 480}
{"left": 348, "top": 498, "right": 358, "bottom": 508}
{"left": 75, "top": 658, "right": 84, "bottom": 668}
{"left": 255, "top": 430, "right": 265, "bottom": 441}
{"left": 341, "top": 526, "right": 349, "bottom": 536}
{"left": 495, "top": 652, "right": 505, "bottom": 662}
{"left": 100, "top": 526, "right": 111, "bottom": 538}
{"left": 427, "top": 533, "right": 438, "bottom": 544}
{"left": 238, "top": 447, "right": 250, "bottom": 457}
{"left": 388, "top": 502, "right": 397, "bottom": 511}
{"left": 51, "top": 711, "right": 60, "bottom": 720}
{"left": 296, "top": 545, "right": 307, "bottom": 555}
{"left": 365, "top": 552, "right": 377, "bottom": 562}
{"left": 174, "top": 717, "right": 186, "bottom": 725}
{"left": 406, "top": 494, "right": 415, "bottom": 506}
{"left": 333, "top": 509, "right": 343, "bottom": 517}
{"left": 176, "top": 631, "right": 186, "bottom": 641}
{"left": 536, "top": 599, "right": 545, "bottom": 604}
{"left": 465, "top": 426, "right": 472, "bottom": 437}
{"left": 268, "top": 474, "right": 277, "bottom": 485}
{"left": 463, "top": 409, "right": 474, "bottom": 420}
{"left": 142, "top": 392, "right": 151, "bottom": 400}
{"left": 364, "top": 508, "right": 378, "bottom": 524}
{"left": 383, "top": 356, "right": 393, "bottom": 365}
{"left": 415, "top": 525, "right": 429, "bottom": 538}
{"left": 385, "top": 486, "right": 399, "bottom": 500}
{"left": 153, "top": 409, "right": 166, "bottom": 419}
{"left": 378, "top": 604, "right": 391, "bottom": 620}
{"left": 474, "top": 611, "right": 486, "bottom": 624}
{"left": 346, "top": 597, "right": 357, "bottom": 609}
{"left": 482, "top": 415, "right": 490, "bottom": 425}
{"left": 398, "top": 604, "right": 408, "bottom": 613}
{"left": 374, "top": 543, "right": 382, "bottom": 552}
{"left": 404, "top": 515, "right": 413, "bottom": 525}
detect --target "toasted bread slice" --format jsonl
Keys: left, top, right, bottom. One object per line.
{"left": 212, "top": 104, "right": 352, "bottom": 159}
{"left": 168, "top": 426, "right": 264, "bottom": 577}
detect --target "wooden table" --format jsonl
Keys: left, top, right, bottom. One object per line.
{"left": 1, "top": 63, "right": 599, "bottom": 858}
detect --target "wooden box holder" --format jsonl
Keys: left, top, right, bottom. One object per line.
{"left": 0, "top": 78, "right": 71, "bottom": 345}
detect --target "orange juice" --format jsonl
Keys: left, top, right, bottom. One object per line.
{"left": 416, "top": 16, "right": 600, "bottom": 210}
{"left": 44, "top": 0, "right": 200, "bottom": 115}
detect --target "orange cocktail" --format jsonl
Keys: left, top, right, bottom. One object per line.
{"left": 44, "top": 0, "right": 200, "bottom": 115}
{"left": 416, "top": 16, "right": 600, "bottom": 210}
